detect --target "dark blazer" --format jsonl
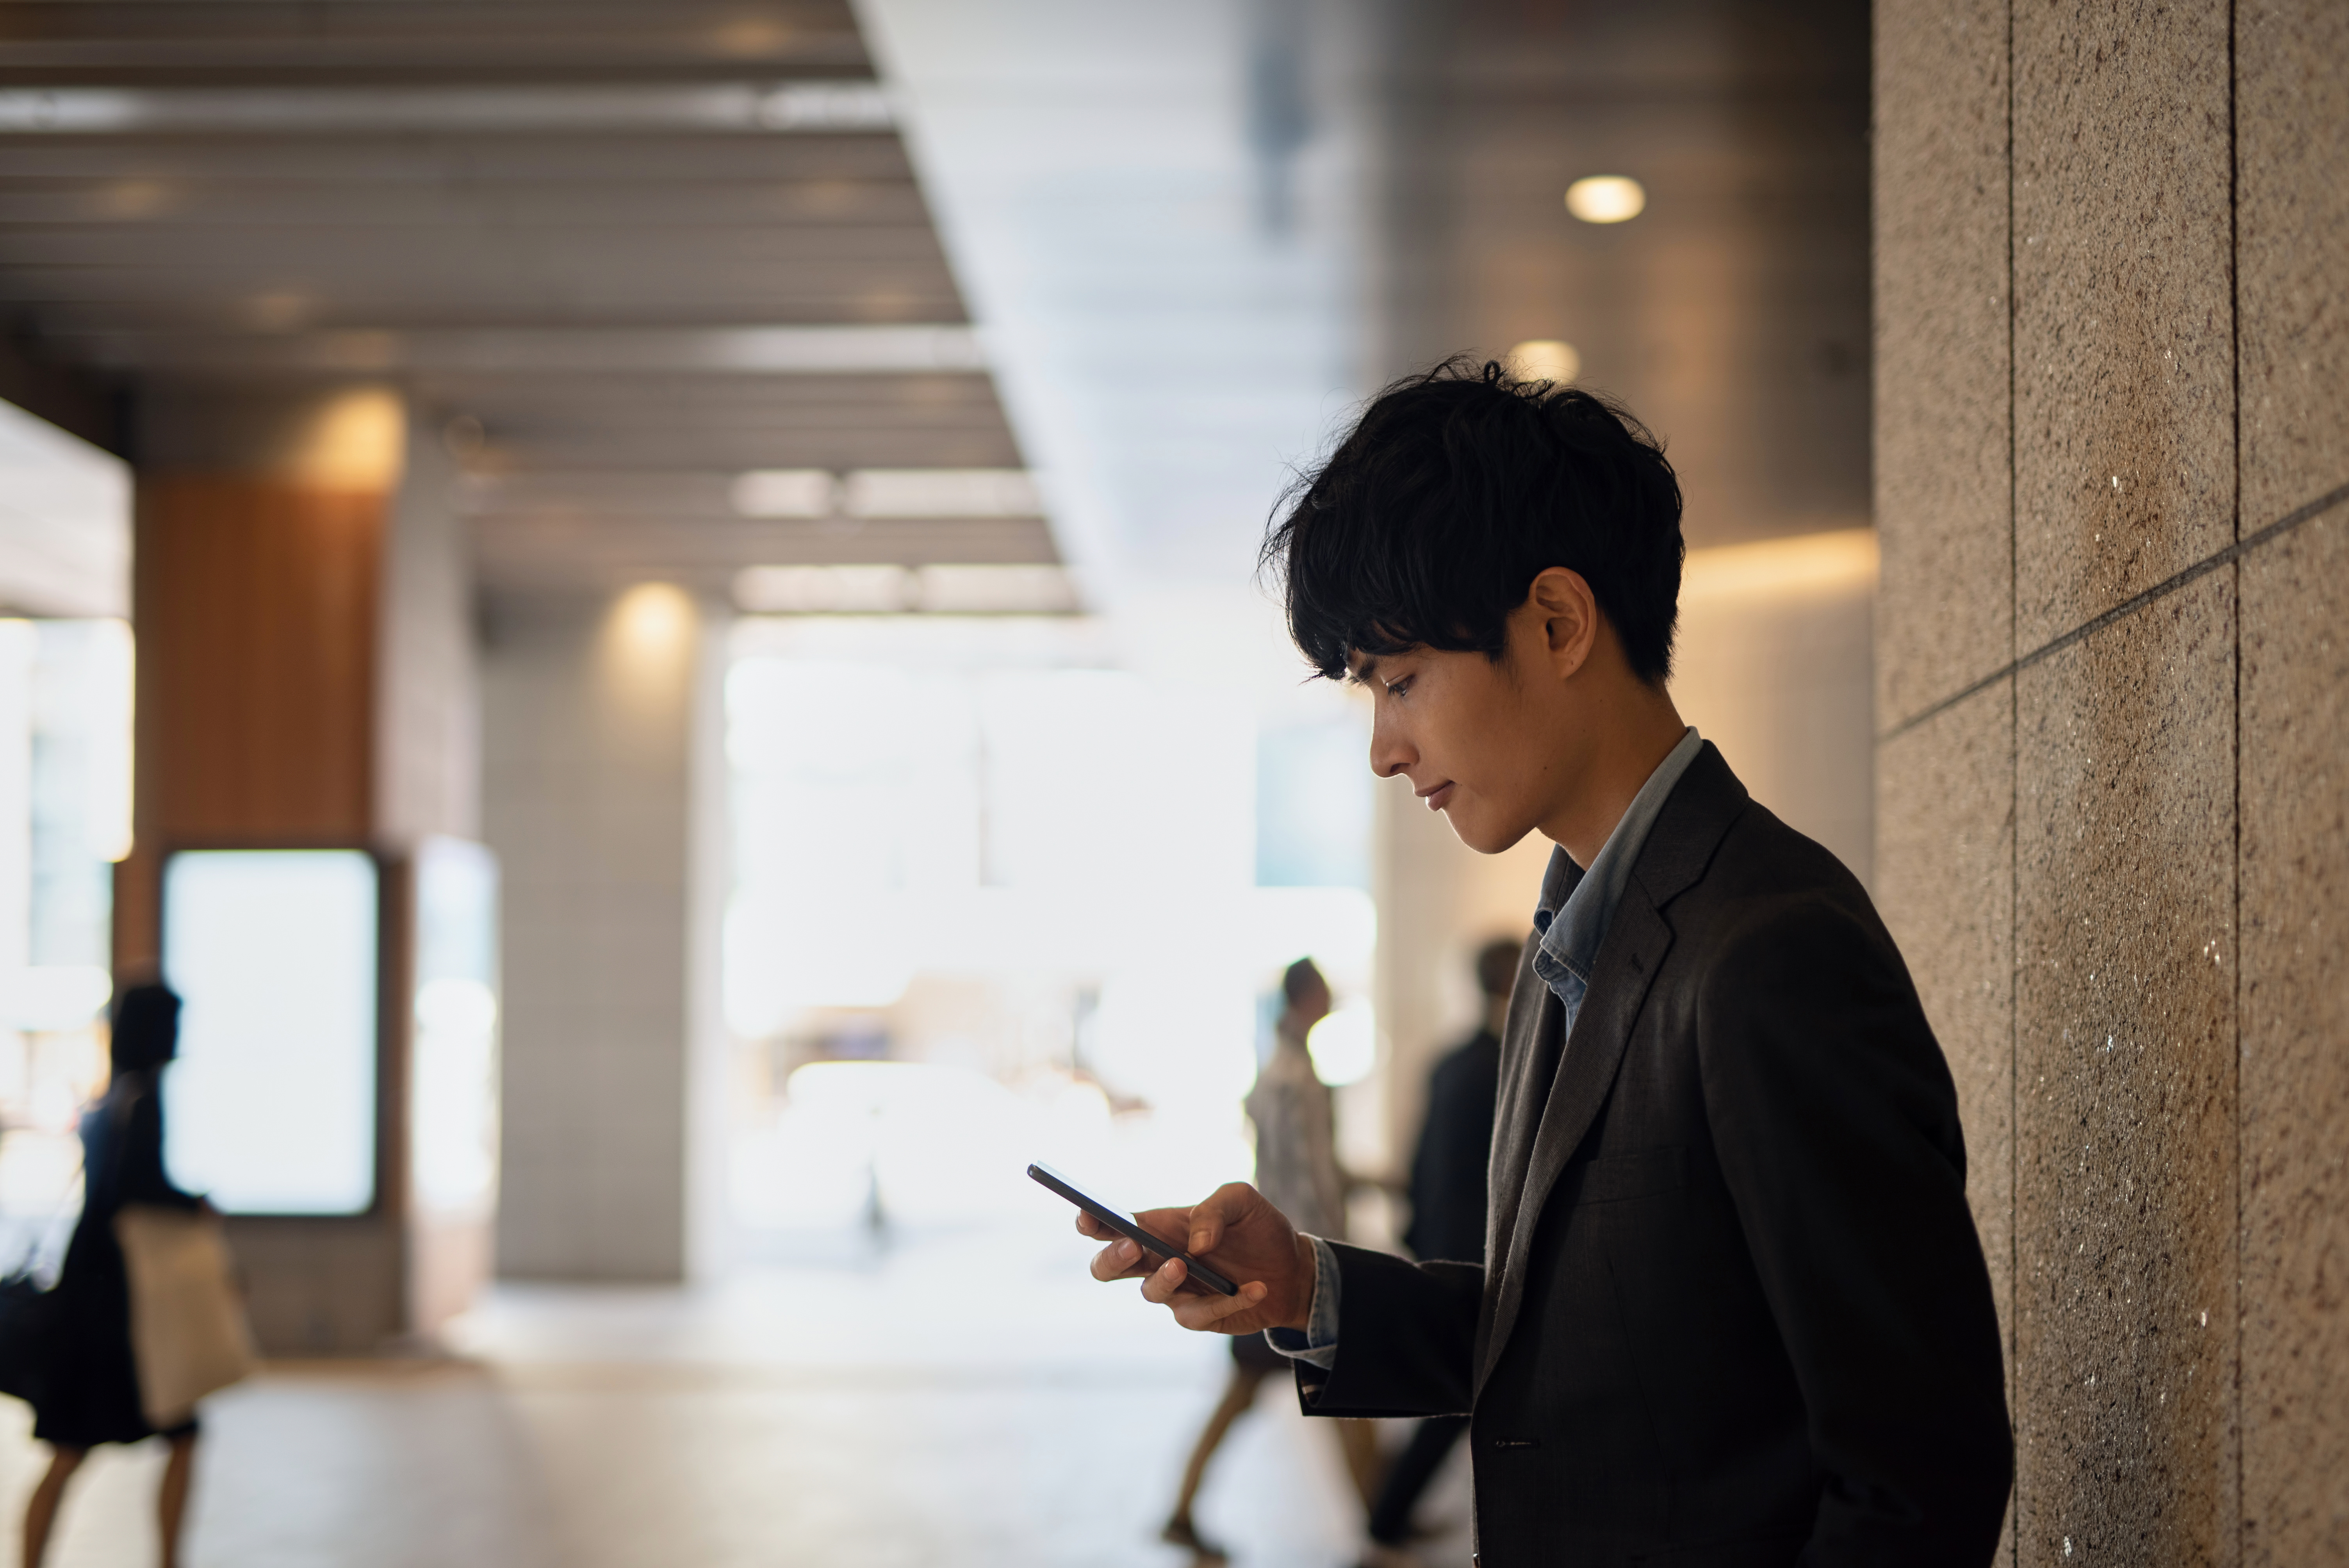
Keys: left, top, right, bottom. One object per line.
{"left": 1296, "top": 744, "right": 2011, "bottom": 1566}
{"left": 1402, "top": 1027, "right": 1501, "bottom": 1265}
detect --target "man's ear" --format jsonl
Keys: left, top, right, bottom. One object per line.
{"left": 1526, "top": 567, "right": 1600, "bottom": 679}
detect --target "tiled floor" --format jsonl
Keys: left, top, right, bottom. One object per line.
{"left": 0, "top": 1222, "right": 1472, "bottom": 1568}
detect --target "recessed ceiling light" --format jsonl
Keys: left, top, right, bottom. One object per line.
{"left": 1565, "top": 175, "right": 1645, "bottom": 224}
{"left": 731, "top": 563, "right": 1080, "bottom": 615}
{"left": 1506, "top": 340, "right": 1581, "bottom": 385}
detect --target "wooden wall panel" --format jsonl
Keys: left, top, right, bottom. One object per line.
{"left": 116, "top": 473, "right": 385, "bottom": 968}
{"left": 137, "top": 474, "right": 383, "bottom": 836}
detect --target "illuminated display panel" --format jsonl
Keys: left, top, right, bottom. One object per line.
{"left": 161, "top": 849, "right": 378, "bottom": 1216}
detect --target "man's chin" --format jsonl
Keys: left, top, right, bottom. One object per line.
{"left": 1447, "top": 810, "right": 1536, "bottom": 857}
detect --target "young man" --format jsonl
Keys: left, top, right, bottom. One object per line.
{"left": 1080, "top": 361, "right": 2012, "bottom": 1564}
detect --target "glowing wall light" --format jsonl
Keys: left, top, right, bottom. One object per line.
{"left": 1679, "top": 528, "right": 1879, "bottom": 605}
{"left": 291, "top": 385, "right": 406, "bottom": 490}
{"left": 1565, "top": 175, "right": 1646, "bottom": 224}
{"left": 1506, "top": 339, "right": 1581, "bottom": 385}
{"left": 599, "top": 583, "right": 698, "bottom": 715}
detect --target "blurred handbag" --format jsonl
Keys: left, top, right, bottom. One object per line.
{"left": 0, "top": 1143, "right": 82, "bottom": 1408}
{"left": 114, "top": 1204, "right": 257, "bottom": 1427}
{"left": 0, "top": 1266, "right": 63, "bottom": 1406}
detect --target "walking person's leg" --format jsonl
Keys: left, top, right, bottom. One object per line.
{"left": 22, "top": 1445, "right": 88, "bottom": 1568}
{"left": 1365, "top": 1415, "right": 1469, "bottom": 1545}
{"left": 1164, "top": 1362, "right": 1270, "bottom": 1557}
{"left": 157, "top": 1430, "right": 199, "bottom": 1568}
{"left": 1333, "top": 1417, "right": 1385, "bottom": 1508}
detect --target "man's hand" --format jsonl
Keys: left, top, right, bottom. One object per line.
{"left": 1080, "top": 1182, "right": 1317, "bottom": 1336}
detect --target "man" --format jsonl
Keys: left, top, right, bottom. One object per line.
{"left": 1362, "top": 937, "right": 1520, "bottom": 1563}
{"left": 1080, "top": 360, "right": 2011, "bottom": 1564}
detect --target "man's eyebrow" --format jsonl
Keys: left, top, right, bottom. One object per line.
{"left": 1344, "top": 654, "right": 1379, "bottom": 687}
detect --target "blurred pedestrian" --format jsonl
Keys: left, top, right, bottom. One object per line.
{"left": 21, "top": 983, "right": 207, "bottom": 1568}
{"left": 1359, "top": 937, "right": 1520, "bottom": 1566}
{"left": 1161, "top": 958, "right": 1379, "bottom": 1557}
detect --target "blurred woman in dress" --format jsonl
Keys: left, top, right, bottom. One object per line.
{"left": 22, "top": 982, "right": 206, "bottom": 1568}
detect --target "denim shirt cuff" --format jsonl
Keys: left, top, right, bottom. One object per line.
{"left": 1262, "top": 1234, "right": 1340, "bottom": 1371}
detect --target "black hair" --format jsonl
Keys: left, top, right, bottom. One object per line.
{"left": 1281, "top": 957, "right": 1327, "bottom": 1007}
{"left": 1475, "top": 937, "right": 1523, "bottom": 1001}
{"left": 1262, "top": 357, "right": 1684, "bottom": 684}
{"left": 110, "top": 981, "right": 182, "bottom": 1072}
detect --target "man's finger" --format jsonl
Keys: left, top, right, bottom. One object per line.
{"left": 1185, "top": 1182, "right": 1258, "bottom": 1255}
{"left": 1089, "top": 1237, "right": 1146, "bottom": 1282}
{"left": 1170, "top": 1279, "right": 1271, "bottom": 1333}
{"left": 1136, "top": 1254, "right": 1190, "bottom": 1305}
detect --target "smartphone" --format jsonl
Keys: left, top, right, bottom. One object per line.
{"left": 1028, "top": 1162, "right": 1240, "bottom": 1296}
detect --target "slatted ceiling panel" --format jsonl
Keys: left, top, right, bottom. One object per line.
{"left": 0, "top": 134, "right": 925, "bottom": 185}
{"left": 0, "top": 176, "right": 936, "bottom": 228}
{"left": 433, "top": 372, "right": 1021, "bottom": 472}
{"left": 0, "top": 1, "right": 1053, "bottom": 592}
{"left": 0, "top": 4, "right": 869, "bottom": 86}
{"left": 0, "top": 136, "right": 966, "bottom": 330}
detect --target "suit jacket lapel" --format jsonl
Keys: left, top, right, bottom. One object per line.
{"left": 1476, "top": 885, "right": 1674, "bottom": 1393}
{"left": 1472, "top": 851, "right": 1576, "bottom": 1379}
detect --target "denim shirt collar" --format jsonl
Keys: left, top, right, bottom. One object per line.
{"left": 1531, "top": 727, "right": 1703, "bottom": 1011}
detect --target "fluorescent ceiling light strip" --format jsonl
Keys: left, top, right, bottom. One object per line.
{"left": 67, "top": 325, "right": 985, "bottom": 375}
{"left": 733, "top": 563, "right": 1077, "bottom": 614}
{"left": 0, "top": 83, "right": 893, "bottom": 134}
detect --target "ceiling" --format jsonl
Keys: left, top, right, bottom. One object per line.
{"left": 0, "top": 0, "right": 1053, "bottom": 597}
{"left": 0, "top": 0, "right": 1873, "bottom": 619}
{"left": 859, "top": 0, "right": 1871, "bottom": 694}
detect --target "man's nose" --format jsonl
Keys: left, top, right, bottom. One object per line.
{"left": 1369, "top": 711, "right": 1413, "bottom": 779}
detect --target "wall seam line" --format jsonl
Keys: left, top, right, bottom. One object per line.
{"left": 2226, "top": 0, "right": 2246, "bottom": 1557}
{"left": 2003, "top": 0, "right": 2020, "bottom": 1559}
{"left": 1877, "top": 477, "right": 2349, "bottom": 743}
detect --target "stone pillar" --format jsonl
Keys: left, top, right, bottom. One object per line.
{"left": 1874, "top": 1, "right": 2347, "bottom": 1560}
{"left": 481, "top": 584, "right": 702, "bottom": 1281}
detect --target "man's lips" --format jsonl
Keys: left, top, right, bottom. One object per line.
{"left": 1417, "top": 781, "right": 1456, "bottom": 812}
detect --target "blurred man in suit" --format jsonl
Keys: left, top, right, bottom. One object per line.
{"left": 1360, "top": 936, "right": 1521, "bottom": 1564}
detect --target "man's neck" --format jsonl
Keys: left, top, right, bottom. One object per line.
{"left": 1543, "top": 688, "right": 1689, "bottom": 869}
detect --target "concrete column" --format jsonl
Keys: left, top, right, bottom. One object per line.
{"left": 482, "top": 584, "right": 702, "bottom": 1282}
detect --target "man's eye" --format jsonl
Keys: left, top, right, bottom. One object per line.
{"left": 1385, "top": 677, "right": 1412, "bottom": 697}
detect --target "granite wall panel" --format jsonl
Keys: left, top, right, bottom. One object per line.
{"left": 2235, "top": 0, "right": 2349, "bottom": 529}
{"left": 2239, "top": 506, "right": 2349, "bottom": 1564}
{"left": 2013, "top": 571, "right": 2238, "bottom": 1568}
{"left": 1873, "top": 0, "right": 2012, "bottom": 726}
{"left": 1876, "top": 683, "right": 2016, "bottom": 1384}
{"left": 2012, "top": 0, "right": 2235, "bottom": 648}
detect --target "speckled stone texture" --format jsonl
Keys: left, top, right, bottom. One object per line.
{"left": 2236, "top": 0, "right": 2349, "bottom": 529}
{"left": 1873, "top": 0, "right": 2012, "bottom": 727}
{"left": 1874, "top": 676, "right": 2021, "bottom": 1556}
{"left": 2012, "top": 0, "right": 2235, "bottom": 649}
{"left": 2239, "top": 505, "right": 2349, "bottom": 1565}
{"left": 2014, "top": 572, "right": 2239, "bottom": 1568}
{"left": 1876, "top": 686, "right": 2015, "bottom": 1365}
